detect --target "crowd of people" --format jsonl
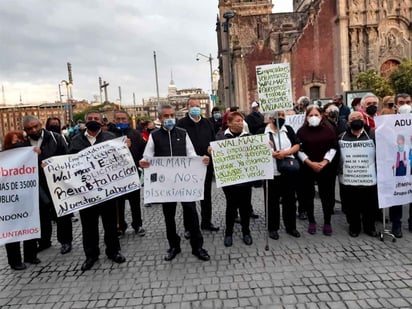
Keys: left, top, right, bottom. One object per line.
{"left": 2, "top": 92, "right": 412, "bottom": 271}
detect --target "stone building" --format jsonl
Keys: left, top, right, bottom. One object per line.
{"left": 217, "top": 0, "right": 412, "bottom": 111}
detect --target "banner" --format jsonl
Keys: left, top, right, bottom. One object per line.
{"left": 143, "top": 156, "right": 206, "bottom": 204}
{"left": 210, "top": 134, "right": 273, "bottom": 187}
{"left": 256, "top": 63, "right": 293, "bottom": 113}
{"left": 338, "top": 139, "right": 376, "bottom": 186}
{"left": 285, "top": 114, "right": 305, "bottom": 133}
{"left": 43, "top": 137, "right": 140, "bottom": 217}
{"left": 375, "top": 114, "right": 412, "bottom": 208}
{"left": 0, "top": 147, "right": 40, "bottom": 245}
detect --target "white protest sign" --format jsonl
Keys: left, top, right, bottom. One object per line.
{"left": 43, "top": 137, "right": 140, "bottom": 217}
{"left": 338, "top": 139, "right": 376, "bottom": 186}
{"left": 285, "top": 114, "right": 305, "bottom": 133}
{"left": 211, "top": 134, "right": 272, "bottom": 188}
{"left": 143, "top": 156, "right": 206, "bottom": 204}
{"left": 375, "top": 114, "right": 412, "bottom": 208}
{"left": 0, "top": 147, "right": 40, "bottom": 245}
{"left": 256, "top": 63, "right": 293, "bottom": 113}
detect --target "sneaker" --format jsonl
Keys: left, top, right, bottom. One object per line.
{"left": 308, "top": 223, "right": 317, "bottom": 235}
{"left": 323, "top": 224, "right": 332, "bottom": 236}
{"left": 135, "top": 226, "right": 146, "bottom": 237}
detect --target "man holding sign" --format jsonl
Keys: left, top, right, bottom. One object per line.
{"left": 69, "top": 111, "right": 126, "bottom": 271}
{"left": 139, "top": 104, "right": 210, "bottom": 262}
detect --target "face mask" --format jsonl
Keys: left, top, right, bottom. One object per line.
{"left": 273, "top": 118, "right": 285, "bottom": 128}
{"left": 147, "top": 128, "right": 154, "bottom": 133}
{"left": 48, "top": 125, "right": 61, "bottom": 133}
{"left": 308, "top": 116, "right": 321, "bottom": 127}
{"left": 328, "top": 110, "right": 339, "bottom": 120}
{"left": 28, "top": 130, "right": 42, "bottom": 140}
{"left": 163, "top": 118, "right": 176, "bottom": 130}
{"left": 189, "top": 107, "right": 201, "bottom": 118}
{"left": 398, "top": 105, "right": 412, "bottom": 114}
{"left": 116, "top": 123, "right": 129, "bottom": 131}
{"left": 398, "top": 145, "right": 405, "bottom": 152}
{"left": 365, "top": 105, "right": 377, "bottom": 116}
{"left": 350, "top": 119, "right": 364, "bottom": 131}
{"left": 86, "top": 121, "right": 102, "bottom": 132}
{"left": 213, "top": 113, "right": 221, "bottom": 120}
{"left": 388, "top": 103, "right": 394, "bottom": 108}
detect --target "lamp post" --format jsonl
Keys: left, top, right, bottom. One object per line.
{"left": 196, "top": 52, "right": 215, "bottom": 106}
{"left": 61, "top": 80, "right": 72, "bottom": 125}
{"left": 223, "top": 10, "right": 235, "bottom": 108}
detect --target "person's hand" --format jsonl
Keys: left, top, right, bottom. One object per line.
{"left": 207, "top": 146, "right": 212, "bottom": 155}
{"left": 33, "top": 147, "right": 41, "bottom": 154}
{"left": 125, "top": 138, "right": 131, "bottom": 148}
{"left": 202, "top": 155, "right": 210, "bottom": 165}
{"left": 273, "top": 149, "right": 289, "bottom": 160}
{"left": 139, "top": 159, "right": 150, "bottom": 168}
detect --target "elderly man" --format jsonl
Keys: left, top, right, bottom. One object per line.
{"left": 360, "top": 93, "right": 379, "bottom": 129}
{"left": 332, "top": 94, "right": 350, "bottom": 121}
{"left": 69, "top": 111, "right": 126, "bottom": 271}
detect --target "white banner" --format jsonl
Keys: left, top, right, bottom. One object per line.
{"left": 338, "top": 139, "right": 376, "bottom": 186}
{"left": 43, "top": 137, "right": 140, "bottom": 217}
{"left": 285, "top": 114, "right": 305, "bottom": 133}
{"left": 256, "top": 63, "right": 293, "bottom": 113}
{"left": 210, "top": 134, "right": 273, "bottom": 188}
{"left": 143, "top": 156, "right": 206, "bottom": 204}
{"left": 376, "top": 114, "right": 412, "bottom": 208}
{"left": 0, "top": 147, "right": 40, "bottom": 245}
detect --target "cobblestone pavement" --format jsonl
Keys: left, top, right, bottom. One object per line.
{"left": 1, "top": 183, "right": 412, "bottom": 309}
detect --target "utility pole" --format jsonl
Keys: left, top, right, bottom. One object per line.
{"left": 153, "top": 51, "right": 160, "bottom": 108}
{"left": 118, "top": 86, "right": 122, "bottom": 109}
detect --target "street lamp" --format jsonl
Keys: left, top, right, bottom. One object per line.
{"left": 196, "top": 52, "right": 215, "bottom": 106}
{"left": 223, "top": 10, "right": 235, "bottom": 108}
{"left": 61, "top": 80, "right": 72, "bottom": 125}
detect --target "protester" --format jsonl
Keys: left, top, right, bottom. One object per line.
{"left": 216, "top": 111, "right": 253, "bottom": 247}
{"left": 2, "top": 131, "right": 40, "bottom": 270}
{"left": 139, "top": 104, "right": 210, "bottom": 262}
{"left": 297, "top": 105, "right": 338, "bottom": 235}
{"left": 333, "top": 94, "right": 350, "bottom": 121}
{"left": 209, "top": 106, "right": 222, "bottom": 133}
{"left": 338, "top": 111, "right": 378, "bottom": 237}
{"left": 69, "top": 111, "right": 126, "bottom": 271}
{"left": 324, "top": 104, "right": 347, "bottom": 135}
{"left": 109, "top": 110, "right": 146, "bottom": 236}
{"left": 245, "top": 101, "right": 265, "bottom": 135}
{"left": 177, "top": 98, "right": 219, "bottom": 239}
{"left": 264, "top": 111, "right": 301, "bottom": 240}
{"left": 22, "top": 115, "right": 73, "bottom": 255}
{"left": 360, "top": 93, "right": 379, "bottom": 129}
{"left": 141, "top": 120, "right": 155, "bottom": 142}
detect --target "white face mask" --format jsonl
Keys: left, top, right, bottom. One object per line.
{"left": 308, "top": 115, "right": 321, "bottom": 127}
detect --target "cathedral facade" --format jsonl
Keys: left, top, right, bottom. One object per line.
{"left": 216, "top": 0, "right": 412, "bottom": 111}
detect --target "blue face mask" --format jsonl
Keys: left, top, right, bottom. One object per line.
{"left": 116, "top": 123, "right": 129, "bottom": 131}
{"left": 398, "top": 145, "right": 405, "bottom": 152}
{"left": 189, "top": 107, "right": 201, "bottom": 118}
{"left": 163, "top": 118, "right": 176, "bottom": 130}
{"left": 213, "top": 113, "right": 221, "bottom": 120}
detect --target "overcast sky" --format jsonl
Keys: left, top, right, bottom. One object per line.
{"left": 0, "top": 1, "right": 293, "bottom": 105}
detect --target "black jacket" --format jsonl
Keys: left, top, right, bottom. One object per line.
{"left": 151, "top": 127, "right": 188, "bottom": 156}
{"left": 177, "top": 116, "right": 215, "bottom": 156}
{"left": 245, "top": 111, "right": 265, "bottom": 135}
{"left": 68, "top": 130, "right": 116, "bottom": 154}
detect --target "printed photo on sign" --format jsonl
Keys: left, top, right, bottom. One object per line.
{"left": 0, "top": 147, "right": 40, "bottom": 245}
{"left": 43, "top": 137, "right": 140, "bottom": 217}
{"left": 375, "top": 114, "right": 412, "bottom": 208}
{"left": 210, "top": 134, "right": 273, "bottom": 188}
{"left": 143, "top": 156, "right": 206, "bottom": 204}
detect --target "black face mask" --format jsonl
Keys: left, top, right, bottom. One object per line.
{"left": 86, "top": 121, "right": 102, "bottom": 132}
{"left": 328, "top": 110, "right": 339, "bottom": 120}
{"left": 273, "top": 118, "right": 285, "bottom": 128}
{"left": 365, "top": 105, "right": 377, "bottom": 116}
{"left": 48, "top": 125, "right": 61, "bottom": 133}
{"left": 350, "top": 119, "right": 364, "bottom": 131}
{"left": 28, "top": 130, "right": 42, "bottom": 140}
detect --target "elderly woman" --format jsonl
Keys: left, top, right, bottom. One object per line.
{"left": 297, "top": 105, "right": 338, "bottom": 235}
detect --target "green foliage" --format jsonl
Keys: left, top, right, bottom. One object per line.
{"left": 353, "top": 69, "right": 393, "bottom": 97}
{"left": 389, "top": 60, "right": 412, "bottom": 95}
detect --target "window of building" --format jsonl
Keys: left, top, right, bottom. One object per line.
{"left": 310, "top": 86, "right": 320, "bottom": 100}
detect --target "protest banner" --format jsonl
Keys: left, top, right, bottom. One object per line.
{"left": 375, "top": 114, "right": 412, "bottom": 208}
{"left": 0, "top": 147, "right": 40, "bottom": 245}
{"left": 256, "top": 63, "right": 293, "bottom": 113}
{"left": 285, "top": 114, "right": 305, "bottom": 133}
{"left": 43, "top": 137, "right": 140, "bottom": 217}
{"left": 210, "top": 134, "right": 272, "bottom": 188}
{"left": 143, "top": 156, "right": 206, "bottom": 204}
{"left": 338, "top": 139, "right": 376, "bottom": 186}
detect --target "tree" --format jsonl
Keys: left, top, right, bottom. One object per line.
{"left": 353, "top": 69, "right": 393, "bottom": 97}
{"left": 389, "top": 60, "right": 412, "bottom": 95}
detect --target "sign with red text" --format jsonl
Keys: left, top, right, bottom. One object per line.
{"left": 143, "top": 156, "right": 206, "bottom": 204}
{"left": 0, "top": 147, "right": 40, "bottom": 245}
{"left": 43, "top": 137, "right": 140, "bottom": 217}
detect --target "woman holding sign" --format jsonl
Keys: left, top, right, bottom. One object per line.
{"left": 297, "top": 105, "right": 338, "bottom": 236}
{"left": 216, "top": 111, "right": 253, "bottom": 247}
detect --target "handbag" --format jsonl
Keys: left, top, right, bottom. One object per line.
{"left": 269, "top": 131, "right": 300, "bottom": 174}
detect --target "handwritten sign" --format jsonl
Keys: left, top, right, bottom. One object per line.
{"left": 0, "top": 147, "right": 40, "bottom": 245}
{"left": 143, "top": 156, "right": 206, "bottom": 204}
{"left": 285, "top": 114, "right": 305, "bottom": 133}
{"left": 43, "top": 137, "right": 140, "bottom": 217}
{"left": 256, "top": 63, "right": 293, "bottom": 113}
{"left": 210, "top": 134, "right": 272, "bottom": 187}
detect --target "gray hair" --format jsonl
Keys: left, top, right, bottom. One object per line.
{"left": 157, "top": 104, "right": 174, "bottom": 117}
{"left": 360, "top": 93, "right": 378, "bottom": 107}
{"left": 22, "top": 115, "right": 40, "bottom": 127}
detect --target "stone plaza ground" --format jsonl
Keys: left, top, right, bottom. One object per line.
{"left": 1, "top": 183, "right": 412, "bottom": 309}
